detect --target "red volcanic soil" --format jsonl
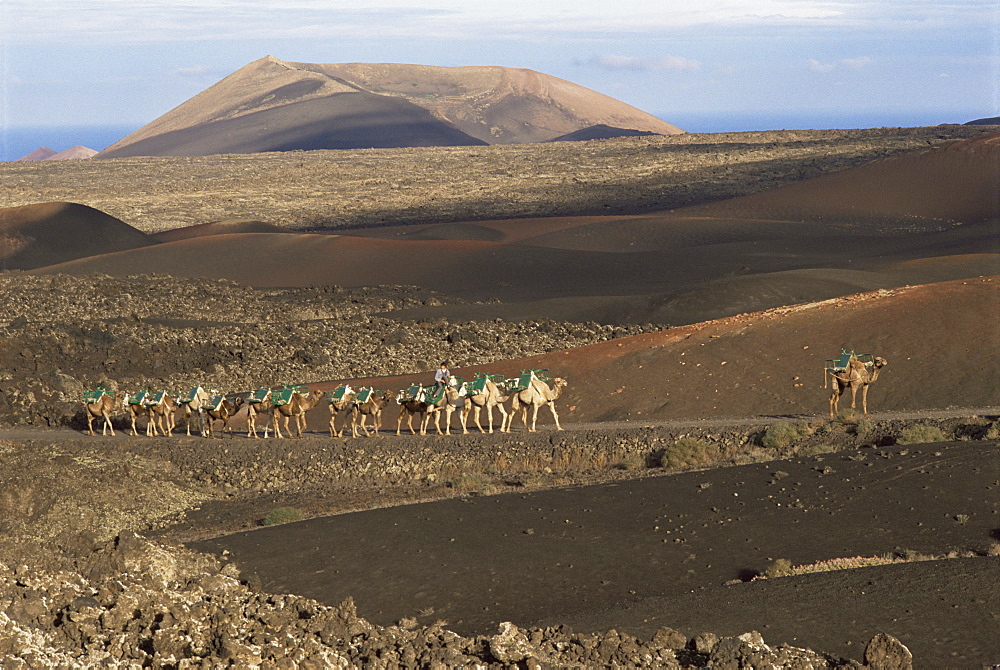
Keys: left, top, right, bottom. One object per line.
{"left": 31, "top": 134, "right": 999, "bottom": 326}
{"left": 272, "top": 277, "right": 999, "bottom": 435}
{"left": 151, "top": 219, "right": 286, "bottom": 243}
{"left": 0, "top": 201, "right": 154, "bottom": 270}
{"left": 685, "top": 132, "right": 1000, "bottom": 225}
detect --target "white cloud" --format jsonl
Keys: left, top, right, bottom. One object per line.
{"left": 809, "top": 58, "right": 836, "bottom": 73}
{"left": 584, "top": 54, "right": 701, "bottom": 72}
{"left": 809, "top": 56, "right": 872, "bottom": 72}
{"left": 8, "top": 0, "right": 985, "bottom": 44}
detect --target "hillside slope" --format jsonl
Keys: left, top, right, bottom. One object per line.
{"left": 98, "top": 56, "right": 681, "bottom": 157}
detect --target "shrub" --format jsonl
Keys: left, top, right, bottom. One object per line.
{"left": 795, "top": 443, "right": 837, "bottom": 457}
{"left": 765, "top": 558, "right": 794, "bottom": 578}
{"left": 762, "top": 422, "right": 812, "bottom": 449}
{"left": 657, "top": 438, "right": 720, "bottom": 469}
{"left": 986, "top": 421, "right": 1000, "bottom": 440}
{"left": 263, "top": 507, "right": 304, "bottom": 526}
{"left": 896, "top": 425, "right": 948, "bottom": 445}
{"left": 450, "top": 473, "right": 494, "bottom": 494}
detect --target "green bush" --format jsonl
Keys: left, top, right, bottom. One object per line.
{"left": 762, "top": 422, "right": 812, "bottom": 449}
{"left": 658, "top": 438, "right": 720, "bottom": 469}
{"left": 896, "top": 425, "right": 948, "bottom": 445}
{"left": 263, "top": 507, "right": 304, "bottom": 526}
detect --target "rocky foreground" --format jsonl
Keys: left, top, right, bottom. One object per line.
{"left": 1, "top": 530, "right": 912, "bottom": 668}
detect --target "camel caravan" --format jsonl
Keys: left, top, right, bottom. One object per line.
{"left": 80, "top": 369, "right": 570, "bottom": 439}
{"left": 81, "top": 349, "right": 888, "bottom": 438}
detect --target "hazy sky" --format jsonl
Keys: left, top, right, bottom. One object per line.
{"left": 1, "top": 0, "right": 998, "bottom": 135}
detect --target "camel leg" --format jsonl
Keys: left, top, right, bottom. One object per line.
{"left": 103, "top": 411, "right": 115, "bottom": 436}
{"left": 86, "top": 410, "right": 95, "bottom": 436}
{"left": 396, "top": 407, "right": 405, "bottom": 436}
{"left": 329, "top": 412, "right": 337, "bottom": 438}
{"left": 530, "top": 404, "right": 540, "bottom": 432}
{"left": 473, "top": 405, "right": 485, "bottom": 434}
{"left": 848, "top": 384, "right": 859, "bottom": 412}
{"left": 861, "top": 385, "right": 870, "bottom": 416}
{"left": 548, "top": 403, "right": 562, "bottom": 431}
{"left": 272, "top": 412, "right": 285, "bottom": 439}
{"left": 496, "top": 403, "right": 509, "bottom": 433}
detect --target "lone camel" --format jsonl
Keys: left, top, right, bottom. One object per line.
{"left": 828, "top": 355, "right": 887, "bottom": 418}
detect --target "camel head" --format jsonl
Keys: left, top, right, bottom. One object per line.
{"left": 873, "top": 357, "right": 887, "bottom": 368}
{"left": 380, "top": 390, "right": 395, "bottom": 404}
{"left": 553, "top": 377, "right": 568, "bottom": 396}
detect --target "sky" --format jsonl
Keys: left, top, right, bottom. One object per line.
{"left": 0, "top": 0, "right": 998, "bottom": 156}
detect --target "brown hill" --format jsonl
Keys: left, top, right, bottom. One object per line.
{"left": 0, "top": 202, "right": 154, "bottom": 270}
{"left": 98, "top": 56, "right": 681, "bottom": 157}
{"left": 46, "top": 145, "right": 97, "bottom": 161}
{"left": 684, "top": 132, "right": 1000, "bottom": 225}
{"left": 15, "top": 147, "right": 57, "bottom": 161}
{"left": 151, "top": 219, "right": 286, "bottom": 243}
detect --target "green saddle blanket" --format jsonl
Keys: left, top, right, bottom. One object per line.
{"left": 272, "top": 386, "right": 306, "bottom": 406}
{"left": 825, "top": 350, "right": 874, "bottom": 372}
{"left": 178, "top": 386, "right": 202, "bottom": 404}
{"left": 355, "top": 387, "right": 374, "bottom": 404}
{"left": 249, "top": 388, "right": 270, "bottom": 403}
{"left": 128, "top": 391, "right": 149, "bottom": 406}
{"left": 145, "top": 391, "right": 167, "bottom": 406}
{"left": 83, "top": 388, "right": 107, "bottom": 404}
{"left": 328, "top": 385, "right": 354, "bottom": 403}
{"left": 206, "top": 395, "right": 225, "bottom": 412}
{"left": 469, "top": 374, "right": 504, "bottom": 396}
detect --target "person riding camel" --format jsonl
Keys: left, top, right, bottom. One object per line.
{"left": 433, "top": 362, "right": 450, "bottom": 395}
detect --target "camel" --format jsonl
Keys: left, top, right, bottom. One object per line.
{"left": 176, "top": 386, "right": 211, "bottom": 436}
{"left": 327, "top": 386, "right": 357, "bottom": 438}
{"left": 462, "top": 377, "right": 511, "bottom": 434}
{"left": 421, "top": 383, "right": 466, "bottom": 435}
{"left": 146, "top": 392, "right": 177, "bottom": 436}
{"left": 123, "top": 392, "right": 156, "bottom": 437}
{"left": 827, "top": 354, "right": 887, "bottom": 418}
{"left": 203, "top": 396, "right": 244, "bottom": 438}
{"left": 246, "top": 389, "right": 273, "bottom": 438}
{"left": 83, "top": 389, "right": 116, "bottom": 436}
{"left": 510, "top": 375, "right": 568, "bottom": 432}
{"left": 271, "top": 389, "right": 325, "bottom": 438}
{"left": 396, "top": 386, "right": 431, "bottom": 436}
{"left": 350, "top": 389, "right": 394, "bottom": 437}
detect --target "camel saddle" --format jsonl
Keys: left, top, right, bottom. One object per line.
{"left": 404, "top": 384, "right": 425, "bottom": 401}
{"left": 83, "top": 387, "right": 107, "bottom": 404}
{"left": 206, "top": 395, "right": 226, "bottom": 412}
{"left": 468, "top": 373, "right": 504, "bottom": 396}
{"left": 272, "top": 386, "right": 306, "bottom": 407}
{"left": 328, "top": 385, "right": 354, "bottom": 402}
{"left": 424, "top": 385, "right": 446, "bottom": 404}
{"left": 128, "top": 391, "right": 149, "bottom": 406}
{"left": 509, "top": 369, "right": 552, "bottom": 393}
{"left": 355, "top": 387, "right": 374, "bottom": 404}
{"left": 178, "top": 386, "right": 203, "bottom": 404}
{"left": 144, "top": 391, "right": 168, "bottom": 406}
{"left": 249, "top": 388, "right": 270, "bottom": 403}
{"left": 825, "top": 350, "right": 874, "bottom": 372}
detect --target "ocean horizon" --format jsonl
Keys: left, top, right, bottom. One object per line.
{"left": 0, "top": 124, "right": 141, "bottom": 162}
{"left": 0, "top": 111, "right": 974, "bottom": 162}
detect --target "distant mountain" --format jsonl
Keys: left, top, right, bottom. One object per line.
{"left": 16, "top": 145, "right": 97, "bottom": 161}
{"left": 550, "top": 124, "right": 659, "bottom": 142}
{"left": 47, "top": 145, "right": 98, "bottom": 160}
{"left": 965, "top": 116, "right": 1000, "bottom": 125}
{"left": 16, "top": 147, "right": 57, "bottom": 161}
{"left": 98, "top": 56, "right": 682, "bottom": 158}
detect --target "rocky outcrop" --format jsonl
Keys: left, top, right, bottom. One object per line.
{"left": 0, "top": 531, "right": 895, "bottom": 668}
